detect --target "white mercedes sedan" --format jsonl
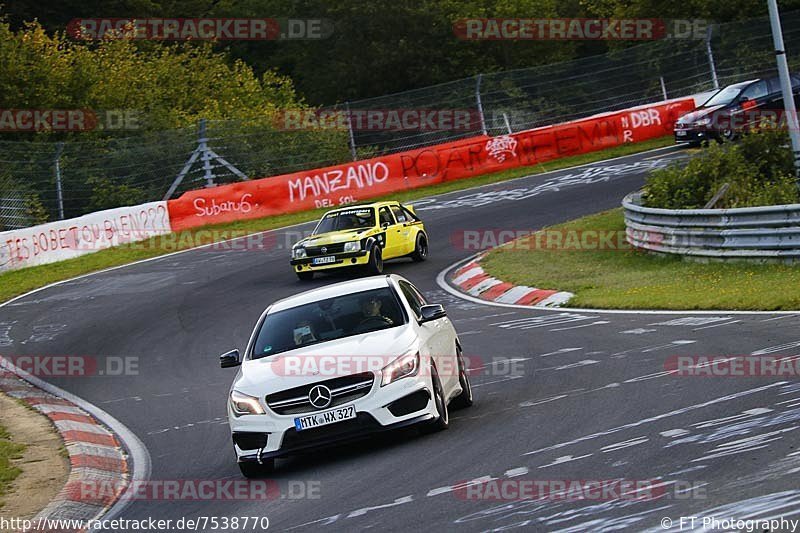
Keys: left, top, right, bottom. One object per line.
{"left": 220, "top": 274, "right": 473, "bottom": 477}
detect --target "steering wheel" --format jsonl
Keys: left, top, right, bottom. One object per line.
{"left": 355, "top": 315, "right": 393, "bottom": 333}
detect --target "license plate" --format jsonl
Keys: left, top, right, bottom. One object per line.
{"left": 294, "top": 405, "right": 356, "bottom": 431}
{"left": 312, "top": 256, "right": 336, "bottom": 265}
{"left": 676, "top": 130, "right": 687, "bottom": 136}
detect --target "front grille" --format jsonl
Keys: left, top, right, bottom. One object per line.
{"left": 266, "top": 372, "right": 374, "bottom": 415}
{"left": 305, "top": 243, "right": 346, "bottom": 256}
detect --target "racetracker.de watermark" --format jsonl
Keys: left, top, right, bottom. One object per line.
{"left": 76, "top": 479, "right": 320, "bottom": 501}
{"left": 0, "top": 355, "right": 139, "bottom": 377}
{"left": 450, "top": 229, "right": 659, "bottom": 251}
{"left": 676, "top": 109, "right": 800, "bottom": 132}
{"left": 665, "top": 355, "right": 800, "bottom": 377}
{"left": 271, "top": 354, "right": 523, "bottom": 379}
{"left": 455, "top": 479, "right": 706, "bottom": 501}
{"left": 67, "top": 18, "right": 333, "bottom": 40}
{"left": 272, "top": 109, "right": 481, "bottom": 132}
{"left": 0, "top": 109, "right": 141, "bottom": 132}
{"left": 453, "top": 18, "right": 709, "bottom": 40}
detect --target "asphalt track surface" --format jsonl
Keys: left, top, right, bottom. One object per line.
{"left": 4, "top": 145, "right": 800, "bottom": 532}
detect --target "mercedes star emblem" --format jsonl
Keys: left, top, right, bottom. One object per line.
{"left": 308, "top": 384, "right": 333, "bottom": 409}
{"left": 321, "top": 246, "right": 327, "bottom": 254}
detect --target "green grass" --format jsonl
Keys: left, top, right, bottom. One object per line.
{"left": 480, "top": 208, "right": 800, "bottom": 310}
{"left": 0, "top": 136, "right": 674, "bottom": 304}
{"left": 0, "top": 423, "right": 25, "bottom": 508}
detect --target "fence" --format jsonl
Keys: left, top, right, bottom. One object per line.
{"left": 623, "top": 191, "right": 800, "bottom": 260}
{"left": 3, "top": 10, "right": 800, "bottom": 230}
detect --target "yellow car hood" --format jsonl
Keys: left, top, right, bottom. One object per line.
{"left": 298, "top": 227, "right": 375, "bottom": 247}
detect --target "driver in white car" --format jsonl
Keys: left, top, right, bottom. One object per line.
{"left": 359, "top": 295, "right": 394, "bottom": 326}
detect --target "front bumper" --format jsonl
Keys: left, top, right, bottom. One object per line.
{"left": 229, "top": 375, "right": 436, "bottom": 461}
{"left": 290, "top": 250, "right": 369, "bottom": 272}
{"left": 674, "top": 128, "right": 713, "bottom": 143}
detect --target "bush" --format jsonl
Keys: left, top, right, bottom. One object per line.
{"left": 644, "top": 129, "right": 800, "bottom": 209}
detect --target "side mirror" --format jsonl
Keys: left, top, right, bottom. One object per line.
{"left": 220, "top": 349, "right": 241, "bottom": 368}
{"left": 419, "top": 304, "right": 447, "bottom": 323}
{"left": 381, "top": 222, "right": 390, "bottom": 229}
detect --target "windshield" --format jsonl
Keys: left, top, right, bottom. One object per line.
{"left": 703, "top": 85, "right": 745, "bottom": 107}
{"left": 314, "top": 208, "right": 376, "bottom": 234}
{"left": 251, "top": 287, "right": 407, "bottom": 359}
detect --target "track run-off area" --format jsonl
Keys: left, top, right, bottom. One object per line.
{"left": 4, "top": 144, "right": 800, "bottom": 532}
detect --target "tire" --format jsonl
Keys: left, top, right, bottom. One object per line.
{"left": 450, "top": 347, "right": 473, "bottom": 410}
{"left": 296, "top": 270, "right": 314, "bottom": 281}
{"left": 420, "top": 366, "right": 449, "bottom": 433}
{"left": 238, "top": 459, "right": 275, "bottom": 478}
{"left": 410, "top": 233, "right": 428, "bottom": 262}
{"left": 719, "top": 128, "right": 738, "bottom": 143}
{"left": 366, "top": 245, "right": 383, "bottom": 275}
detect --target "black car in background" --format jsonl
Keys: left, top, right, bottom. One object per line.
{"left": 674, "top": 75, "right": 800, "bottom": 144}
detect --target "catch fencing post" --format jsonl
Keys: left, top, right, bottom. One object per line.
{"left": 659, "top": 76, "right": 668, "bottom": 100}
{"left": 199, "top": 119, "right": 215, "bottom": 188}
{"left": 705, "top": 25, "right": 720, "bottom": 90}
{"left": 768, "top": 0, "right": 800, "bottom": 180}
{"left": 345, "top": 101, "right": 358, "bottom": 161}
{"left": 502, "top": 112, "right": 512, "bottom": 134}
{"left": 54, "top": 142, "right": 65, "bottom": 220}
{"left": 163, "top": 118, "right": 248, "bottom": 200}
{"left": 476, "top": 74, "right": 487, "bottom": 136}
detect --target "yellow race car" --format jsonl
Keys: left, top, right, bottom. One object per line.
{"left": 290, "top": 201, "right": 428, "bottom": 280}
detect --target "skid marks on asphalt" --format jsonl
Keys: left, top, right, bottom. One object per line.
{"left": 424, "top": 289, "right": 484, "bottom": 312}
{"left": 412, "top": 157, "right": 680, "bottom": 212}
{"left": 522, "top": 382, "right": 784, "bottom": 456}
{"left": 19, "top": 323, "right": 68, "bottom": 344}
{"left": 489, "top": 313, "right": 597, "bottom": 331}
{"left": 281, "top": 382, "right": 800, "bottom": 531}
{"left": 147, "top": 416, "right": 228, "bottom": 436}
{"left": 0, "top": 320, "right": 15, "bottom": 347}
{"left": 611, "top": 340, "right": 696, "bottom": 358}
{"left": 751, "top": 339, "right": 800, "bottom": 355}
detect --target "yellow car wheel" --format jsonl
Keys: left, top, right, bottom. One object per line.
{"left": 366, "top": 246, "right": 383, "bottom": 275}
{"left": 411, "top": 233, "right": 428, "bottom": 262}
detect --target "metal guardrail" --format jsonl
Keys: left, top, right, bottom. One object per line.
{"left": 622, "top": 191, "right": 800, "bottom": 259}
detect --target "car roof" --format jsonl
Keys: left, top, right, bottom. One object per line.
{"left": 324, "top": 201, "right": 399, "bottom": 213}
{"left": 268, "top": 275, "right": 403, "bottom": 312}
{"left": 728, "top": 79, "right": 759, "bottom": 90}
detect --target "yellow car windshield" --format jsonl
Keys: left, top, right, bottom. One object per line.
{"left": 314, "top": 208, "right": 376, "bottom": 233}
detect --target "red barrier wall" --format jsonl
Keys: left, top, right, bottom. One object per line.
{"left": 168, "top": 98, "right": 694, "bottom": 231}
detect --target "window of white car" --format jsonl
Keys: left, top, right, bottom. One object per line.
{"left": 251, "top": 287, "right": 408, "bottom": 359}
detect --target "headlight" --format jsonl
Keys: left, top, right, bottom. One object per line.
{"left": 693, "top": 118, "right": 711, "bottom": 126}
{"left": 381, "top": 352, "right": 419, "bottom": 386}
{"left": 292, "top": 246, "right": 307, "bottom": 259}
{"left": 343, "top": 241, "right": 360, "bottom": 253}
{"left": 230, "top": 390, "right": 265, "bottom": 416}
